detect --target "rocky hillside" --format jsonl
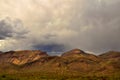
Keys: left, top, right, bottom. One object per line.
{"left": 0, "top": 49, "right": 120, "bottom": 76}
{"left": 0, "top": 50, "right": 48, "bottom": 65}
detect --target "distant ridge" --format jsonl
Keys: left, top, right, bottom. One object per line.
{"left": 99, "top": 51, "right": 120, "bottom": 59}
{"left": 61, "top": 49, "right": 86, "bottom": 57}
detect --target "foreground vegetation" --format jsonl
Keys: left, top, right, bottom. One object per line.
{"left": 0, "top": 72, "right": 120, "bottom": 80}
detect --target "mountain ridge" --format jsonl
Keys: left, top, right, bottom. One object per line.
{"left": 0, "top": 49, "right": 120, "bottom": 78}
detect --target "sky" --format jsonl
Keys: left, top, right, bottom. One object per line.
{"left": 0, "top": 0, "right": 120, "bottom": 54}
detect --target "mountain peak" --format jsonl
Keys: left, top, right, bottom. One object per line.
{"left": 70, "top": 48, "right": 85, "bottom": 54}
{"left": 61, "top": 49, "right": 86, "bottom": 57}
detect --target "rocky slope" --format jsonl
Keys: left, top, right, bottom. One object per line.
{"left": 0, "top": 50, "right": 48, "bottom": 65}
{"left": 0, "top": 49, "right": 120, "bottom": 76}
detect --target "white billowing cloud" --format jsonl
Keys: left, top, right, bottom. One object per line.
{"left": 0, "top": 0, "right": 120, "bottom": 53}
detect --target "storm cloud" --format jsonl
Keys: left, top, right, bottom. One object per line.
{"left": 0, "top": 17, "right": 28, "bottom": 39}
{"left": 0, "top": 17, "right": 29, "bottom": 51}
{"left": 0, "top": 0, "right": 120, "bottom": 54}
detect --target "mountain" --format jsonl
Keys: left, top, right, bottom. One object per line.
{"left": 62, "top": 49, "right": 100, "bottom": 61}
{"left": 99, "top": 51, "right": 120, "bottom": 59}
{"left": 99, "top": 51, "right": 120, "bottom": 74}
{"left": 61, "top": 49, "right": 86, "bottom": 57}
{"left": 0, "top": 50, "right": 48, "bottom": 65}
{"left": 0, "top": 49, "right": 120, "bottom": 80}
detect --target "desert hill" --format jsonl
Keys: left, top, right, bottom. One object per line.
{"left": 0, "top": 49, "right": 120, "bottom": 80}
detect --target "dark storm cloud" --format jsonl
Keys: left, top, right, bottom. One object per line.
{"left": 0, "top": 17, "right": 28, "bottom": 40}
{"left": 34, "top": 43, "right": 66, "bottom": 52}
{"left": 0, "top": 18, "right": 13, "bottom": 39}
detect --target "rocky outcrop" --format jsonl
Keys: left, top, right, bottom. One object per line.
{"left": 0, "top": 50, "right": 48, "bottom": 65}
